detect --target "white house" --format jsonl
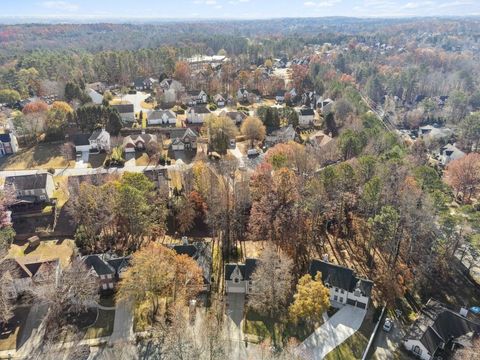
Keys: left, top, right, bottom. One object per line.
{"left": 186, "top": 90, "right": 208, "bottom": 106}
{"left": 403, "top": 299, "right": 480, "bottom": 360}
{"left": 6, "top": 173, "right": 55, "bottom": 203}
{"left": 0, "top": 133, "right": 19, "bottom": 157}
{"left": 187, "top": 105, "right": 211, "bottom": 124}
{"left": 87, "top": 88, "right": 103, "bottom": 105}
{"left": 148, "top": 110, "right": 177, "bottom": 126}
{"left": 308, "top": 259, "right": 373, "bottom": 309}
{"left": 318, "top": 97, "right": 335, "bottom": 114}
{"left": 89, "top": 129, "right": 111, "bottom": 152}
{"left": 224, "top": 258, "right": 258, "bottom": 294}
{"left": 439, "top": 144, "right": 466, "bottom": 166}
{"left": 297, "top": 107, "right": 315, "bottom": 127}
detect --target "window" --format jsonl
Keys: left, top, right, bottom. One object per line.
{"left": 102, "top": 283, "right": 107, "bottom": 290}
{"left": 234, "top": 278, "right": 239, "bottom": 284}
{"left": 340, "top": 289, "right": 344, "bottom": 294}
{"left": 339, "top": 297, "right": 344, "bottom": 303}
{"left": 354, "top": 289, "right": 361, "bottom": 297}
{"left": 108, "top": 283, "right": 114, "bottom": 289}
{"left": 334, "top": 295, "right": 338, "bottom": 301}
{"left": 39, "top": 195, "right": 46, "bottom": 200}
{"left": 413, "top": 346, "right": 422, "bottom": 355}
{"left": 334, "top": 287, "right": 338, "bottom": 292}
{"left": 106, "top": 274, "right": 112, "bottom": 279}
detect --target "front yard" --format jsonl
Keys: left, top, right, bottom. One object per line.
{"left": 243, "top": 309, "right": 315, "bottom": 345}
{"left": 0, "top": 143, "right": 73, "bottom": 170}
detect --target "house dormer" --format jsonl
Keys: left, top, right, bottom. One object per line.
{"left": 230, "top": 265, "right": 244, "bottom": 284}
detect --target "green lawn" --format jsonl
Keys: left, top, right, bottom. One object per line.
{"left": 324, "top": 329, "right": 369, "bottom": 360}
{"left": 243, "top": 310, "right": 314, "bottom": 345}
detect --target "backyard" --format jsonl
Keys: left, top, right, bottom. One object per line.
{"left": 8, "top": 239, "right": 76, "bottom": 268}
{"left": 0, "top": 143, "right": 73, "bottom": 170}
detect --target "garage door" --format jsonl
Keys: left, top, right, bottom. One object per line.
{"left": 356, "top": 302, "right": 367, "bottom": 309}
{"left": 347, "top": 298, "right": 356, "bottom": 306}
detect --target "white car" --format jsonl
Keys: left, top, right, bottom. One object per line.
{"left": 383, "top": 318, "right": 393, "bottom": 332}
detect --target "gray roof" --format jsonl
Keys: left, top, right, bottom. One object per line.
{"left": 73, "top": 133, "right": 90, "bottom": 146}
{"left": 171, "top": 242, "right": 212, "bottom": 285}
{"left": 189, "top": 105, "right": 210, "bottom": 114}
{"left": 5, "top": 173, "right": 51, "bottom": 191}
{"left": 406, "top": 300, "right": 480, "bottom": 355}
{"left": 148, "top": 110, "right": 176, "bottom": 120}
{"left": 308, "top": 259, "right": 373, "bottom": 297}
{"left": 89, "top": 129, "right": 106, "bottom": 141}
{"left": 83, "top": 255, "right": 115, "bottom": 276}
{"left": 224, "top": 258, "right": 258, "bottom": 281}
{"left": 112, "top": 104, "right": 134, "bottom": 113}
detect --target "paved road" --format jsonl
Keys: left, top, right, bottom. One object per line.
{"left": 122, "top": 92, "right": 150, "bottom": 114}
{"left": 0, "top": 162, "right": 190, "bottom": 178}
{"left": 371, "top": 318, "right": 406, "bottom": 360}
{"left": 297, "top": 305, "right": 367, "bottom": 360}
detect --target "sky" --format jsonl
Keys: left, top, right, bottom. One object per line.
{"left": 0, "top": 0, "right": 479, "bottom": 20}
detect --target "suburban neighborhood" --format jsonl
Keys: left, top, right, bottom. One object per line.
{"left": 0, "top": 5, "right": 480, "bottom": 360}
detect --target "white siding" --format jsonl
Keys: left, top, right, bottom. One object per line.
{"left": 403, "top": 340, "right": 431, "bottom": 360}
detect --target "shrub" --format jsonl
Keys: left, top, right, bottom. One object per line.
{"left": 208, "top": 103, "right": 218, "bottom": 111}
{"left": 47, "top": 168, "right": 55, "bottom": 174}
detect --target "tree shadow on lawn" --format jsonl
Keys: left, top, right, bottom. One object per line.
{"left": 243, "top": 309, "right": 314, "bottom": 346}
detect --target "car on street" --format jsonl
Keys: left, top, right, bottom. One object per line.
{"left": 383, "top": 318, "right": 393, "bottom": 332}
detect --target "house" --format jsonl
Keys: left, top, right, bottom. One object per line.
{"left": 319, "top": 97, "right": 335, "bottom": 114}
{"left": 87, "top": 88, "right": 103, "bottom": 105}
{"left": 297, "top": 107, "right": 315, "bottom": 127}
{"left": 2, "top": 258, "right": 61, "bottom": 299}
{"left": 308, "top": 259, "right": 373, "bottom": 309}
{"left": 171, "top": 241, "right": 212, "bottom": 292}
{"left": 111, "top": 103, "right": 135, "bottom": 124}
{"left": 144, "top": 168, "right": 169, "bottom": 190}
{"left": 265, "top": 125, "right": 298, "bottom": 147}
{"left": 308, "top": 131, "right": 333, "bottom": 149}
{"left": 213, "top": 94, "right": 226, "bottom": 107}
{"left": 0, "top": 133, "right": 19, "bottom": 156}
{"left": 288, "top": 88, "right": 297, "bottom": 99}
{"left": 186, "top": 90, "right": 208, "bottom": 106}
{"left": 275, "top": 90, "right": 286, "bottom": 103}
{"left": 220, "top": 110, "right": 247, "bottom": 125}
{"left": 148, "top": 110, "right": 177, "bottom": 126}
{"left": 224, "top": 258, "right": 258, "bottom": 294}
{"left": 159, "top": 79, "right": 185, "bottom": 103}
{"left": 439, "top": 144, "right": 465, "bottom": 166}
{"left": 403, "top": 299, "right": 480, "bottom": 360}
{"left": 82, "top": 254, "right": 130, "bottom": 291}
{"left": 171, "top": 128, "right": 198, "bottom": 151}
{"left": 302, "top": 91, "right": 318, "bottom": 109}
{"left": 88, "top": 129, "right": 111, "bottom": 152}
{"left": 123, "top": 133, "right": 158, "bottom": 153}
{"left": 237, "top": 88, "right": 249, "bottom": 103}
{"left": 187, "top": 105, "right": 211, "bottom": 124}
{"left": 5, "top": 173, "right": 55, "bottom": 203}
{"left": 133, "top": 77, "right": 156, "bottom": 91}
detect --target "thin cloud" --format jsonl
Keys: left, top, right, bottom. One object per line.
{"left": 41, "top": 1, "right": 79, "bottom": 11}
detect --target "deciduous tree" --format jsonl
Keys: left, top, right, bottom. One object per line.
{"left": 445, "top": 153, "right": 480, "bottom": 203}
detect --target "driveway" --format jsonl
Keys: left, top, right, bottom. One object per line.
{"left": 297, "top": 305, "right": 367, "bottom": 360}
{"left": 122, "top": 92, "right": 150, "bottom": 113}
{"left": 225, "top": 293, "right": 249, "bottom": 359}
{"left": 109, "top": 299, "right": 134, "bottom": 345}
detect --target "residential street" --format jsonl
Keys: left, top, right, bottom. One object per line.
{"left": 0, "top": 162, "right": 190, "bottom": 178}
{"left": 297, "top": 305, "right": 367, "bottom": 359}
{"left": 371, "top": 318, "right": 406, "bottom": 360}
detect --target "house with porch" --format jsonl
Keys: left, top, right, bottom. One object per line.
{"left": 403, "top": 299, "right": 480, "bottom": 360}
{"left": 224, "top": 258, "right": 258, "bottom": 294}
{"left": 308, "top": 259, "right": 373, "bottom": 309}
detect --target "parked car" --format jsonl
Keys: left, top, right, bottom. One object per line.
{"left": 383, "top": 318, "right": 393, "bottom": 332}
{"left": 247, "top": 148, "right": 261, "bottom": 158}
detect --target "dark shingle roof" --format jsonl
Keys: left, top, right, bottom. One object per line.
{"left": 224, "top": 258, "right": 258, "bottom": 281}
{"left": 83, "top": 255, "right": 115, "bottom": 276}
{"left": 73, "top": 133, "right": 90, "bottom": 146}
{"left": 106, "top": 257, "right": 131, "bottom": 275}
{"left": 172, "top": 243, "right": 212, "bottom": 285}
{"left": 308, "top": 259, "right": 373, "bottom": 296}
{"left": 190, "top": 105, "right": 210, "bottom": 114}
{"left": 300, "top": 108, "right": 315, "bottom": 116}
{"left": 0, "top": 133, "right": 12, "bottom": 142}
{"left": 5, "top": 173, "right": 49, "bottom": 191}
{"left": 112, "top": 104, "right": 134, "bottom": 113}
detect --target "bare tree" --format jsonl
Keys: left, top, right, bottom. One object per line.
{"left": 248, "top": 246, "right": 294, "bottom": 319}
